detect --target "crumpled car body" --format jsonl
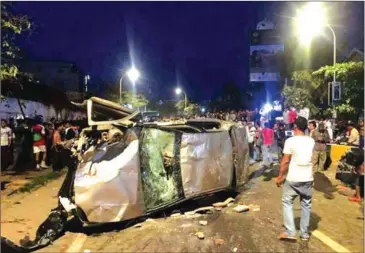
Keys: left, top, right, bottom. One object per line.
{"left": 70, "top": 97, "right": 251, "bottom": 224}
{"left": 2, "top": 97, "right": 251, "bottom": 252}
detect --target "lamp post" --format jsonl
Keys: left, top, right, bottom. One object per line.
{"left": 84, "top": 75, "right": 90, "bottom": 93}
{"left": 295, "top": 2, "right": 337, "bottom": 107}
{"left": 119, "top": 67, "right": 140, "bottom": 104}
{"left": 175, "top": 87, "right": 188, "bottom": 108}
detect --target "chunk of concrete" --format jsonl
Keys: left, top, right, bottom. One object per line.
{"left": 196, "top": 232, "right": 205, "bottom": 239}
{"left": 199, "top": 220, "right": 208, "bottom": 226}
{"left": 213, "top": 197, "right": 235, "bottom": 208}
{"left": 233, "top": 205, "right": 249, "bottom": 213}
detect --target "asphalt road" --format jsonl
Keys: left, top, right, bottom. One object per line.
{"left": 26, "top": 163, "right": 363, "bottom": 253}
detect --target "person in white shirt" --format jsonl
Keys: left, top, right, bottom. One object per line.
{"left": 246, "top": 122, "right": 256, "bottom": 161}
{"left": 283, "top": 109, "right": 289, "bottom": 126}
{"left": 1, "top": 119, "right": 13, "bottom": 170}
{"left": 299, "top": 107, "right": 310, "bottom": 120}
{"left": 276, "top": 116, "right": 315, "bottom": 241}
{"left": 324, "top": 118, "right": 333, "bottom": 141}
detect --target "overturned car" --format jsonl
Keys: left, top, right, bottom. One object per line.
{"left": 2, "top": 97, "right": 251, "bottom": 252}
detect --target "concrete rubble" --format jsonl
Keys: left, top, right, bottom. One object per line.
{"left": 199, "top": 220, "right": 208, "bottom": 226}
{"left": 195, "top": 232, "right": 205, "bottom": 239}
{"left": 233, "top": 205, "right": 250, "bottom": 213}
{"left": 213, "top": 197, "right": 235, "bottom": 208}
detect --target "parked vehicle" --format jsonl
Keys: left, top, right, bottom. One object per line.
{"left": 141, "top": 111, "right": 160, "bottom": 122}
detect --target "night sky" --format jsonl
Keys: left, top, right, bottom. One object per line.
{"left": 14, "top": 1, "right": 364, "bottom": 102}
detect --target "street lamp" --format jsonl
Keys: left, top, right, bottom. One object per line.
{"left": 175, "top": 87, "right": 188, "bottom": 108}
{"left": 84, "top": 75, "right": 90, "bottom": 93}
{"left": 295, "top": 2, "right": 337, "bottom": 105}
{"left": 119, "top": 67, "right": 140, "bottom": 104}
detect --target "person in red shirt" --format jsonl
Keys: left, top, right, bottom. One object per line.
{"left": 262, "top": 122, "right": 274, "bottom": 166}
{"left": 288, "top": 108, "right": 297, "bottom": 130}
{"left": 32, "top": 117, "right": 48, "bottom": 170}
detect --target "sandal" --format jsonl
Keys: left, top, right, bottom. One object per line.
{"left": 278, "top": 232, "right": 297, "bottom": 241}
{"left": 349, "top": 197, "right": 361, "bottom": 203}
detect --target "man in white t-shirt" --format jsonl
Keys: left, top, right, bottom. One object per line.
{"left": 276, "top": 116, "right": 315, "bottom": 241}
{"left": 324, "top": 118, "right": 333, "bottom": 141}
{"left": 246, "top": 122, "right": 256, "bottom": 162}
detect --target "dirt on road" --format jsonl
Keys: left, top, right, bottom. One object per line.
{"left": 38, "top": 165, "right": 363, "bottom": 253}
{"left": 1, "top": 164, "right": 363, "bottom": 253}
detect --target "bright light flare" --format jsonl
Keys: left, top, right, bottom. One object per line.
{"left": 295, "top": 2, "right": 327, "bottom": 47}
{"left": 263, "top": 103, "right": 273, "bottom": 114}
{"left": 126, "top": 67, "right": 140, "bottom": 82}
{"left": 175, "top": 87, "right": 182, "bottom": 95}
{"left": 201, "top": 107, "right": 206, "bottom": 113}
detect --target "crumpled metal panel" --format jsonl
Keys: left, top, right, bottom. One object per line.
{"left": 230, "top": 126, "right": 250, "bottom": 187}
{"left": 74, "top": 140, "right": 145, "bottom": 223}
{"left": 181, "top": 132, "right": 233, "bottom": 197}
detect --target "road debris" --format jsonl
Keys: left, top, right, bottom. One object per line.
{"left": 199, "top": 220, "right": 208, "bottom": 226}
{"left": 233, "top": 247, "right": 238, "bottom": 252}
{"left": 249, "top": 204, "right": 260, "bottom": 211}
{"left": 194, "top": 206, "right": 215, "bottom": 214}
{"left": 233, "top": 205, "right": 249, "bottom": 213}
{"left": 84, "top": 250, "right": 91, "bottom": 253}
{"left": 185, "top": 213, "right": 202, "bottom": 219}
{"left": 146, "top": 218, "right": 156, "bottom": 222}
{"left": 171, "top": 213, "right": 182, "bottom": 217}
{"left": 213, "top": 238, "right": 224, "bottom": 246}
{"left": 133, "top": 223, "right": 143, "bottom": 228}
{"left": 196, "top": 232, "right": 205, "bottom": 239}
{"left": 215, "top": 207, "right": 223, "bottom": 211}
{"left": 213, "top": 197, "right": 235, "bottom": 208}
{"left": 227, "top": 203, "right": 233, "bottom": 207}
{"left": 180, "top": 223, "right": 193, "bottom": 228}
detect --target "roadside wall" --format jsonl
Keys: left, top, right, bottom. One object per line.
{"left": 0, "top": 97, "right": 86, "bottom": 121}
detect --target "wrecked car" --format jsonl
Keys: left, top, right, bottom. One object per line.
{"left": 2, "top": 97, "right": 251, "bottom": 252}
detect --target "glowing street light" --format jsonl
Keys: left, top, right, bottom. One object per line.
{"left": 295, "top": 2, "right": 337, "bottom": 106}
{"left": 295, "top": 2, "right": 328, "bottom": 47}
{"left": 175, "top": 87, "right": 182, "bottom": 95}
{"left": 126, "top": 67, "right": 140, "bottom": 83}
{"left": 119, "top": 67, "right": 140, "bottom": 104}
{"left": 175, "top": 87, "right": 188, "bottom": 108}
{"left": 263, "top": 103, "right": 273, "bottom": 114}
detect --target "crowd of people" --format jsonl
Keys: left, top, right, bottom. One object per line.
{"left": 244, "top": 117, "right": 364, "bottom": 166}
{"left": 274, "top": 116, "right": 364, "bottom": 241}
{"left": 1, "top": 116, "right": 85, "bottom": 172}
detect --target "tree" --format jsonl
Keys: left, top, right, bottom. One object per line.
{"left": 312, "top": 61, "right": 364, "bottom": 117}
{"left": 175, "top": 100, "right": 186, "bottom": 112}
{"left": 121, "top": 91, "right": 149, "bottom": 108}
{"left": 104, "top": 85, "right": 149, "bottom": 109}
{"left": 184, "top": 103, "right": 200, "bottom": 118}
{"left": 1, "top": 2, "right": 33, "bottom": 118}
{"left": 152, "top": 101, "right": 178, "bottom": 117}
{"left": 283, "top": 62, "right": 364, "bottom": 119}
{"left": 1, "top": 2, "right": 32, "bottom": 81}
{"left": 282, "top": 85, "right": 319, "bottom": 115}
{"left": 282, "top": 69, "right": 320, "bottom": 114}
